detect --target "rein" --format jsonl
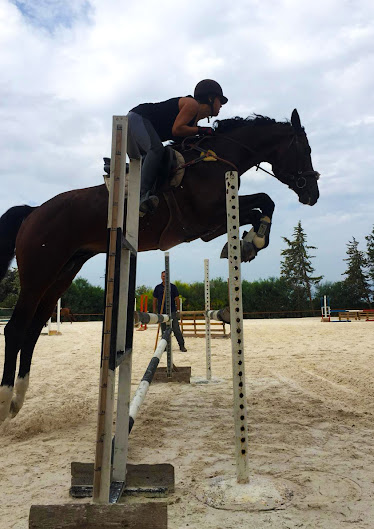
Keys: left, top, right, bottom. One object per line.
{"left": 175, "top": 127, "right": 319, "bottom": 191}
{"left": 178, "top": 136, "right": 238, "bottom": 171}
{"left": 215, "top": 131, "right": 319, "bottom": 189}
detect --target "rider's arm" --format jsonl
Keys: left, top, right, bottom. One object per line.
{"left": 172, "top": 98, "right": 200, "bottom": 137}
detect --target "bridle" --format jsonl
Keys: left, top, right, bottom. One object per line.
{"left": 214, "top": 130, "right": 320, "bottom": 190}
{"left": 270, "top": 133, "right": 320, "bottom": 189}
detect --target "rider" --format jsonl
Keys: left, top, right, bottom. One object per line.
{"left": 127, "top": 79, "right": 228, "bottom": 215}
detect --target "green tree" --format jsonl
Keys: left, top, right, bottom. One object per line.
{"left": 280, "top": 221, "right": 323, "bottom": 311}
{"left": 242, "top": 277, "right": 295, "bottom": 316}
{"left": 62, "top": 277, "right": 105, "bottom": 319}
{"left": 342, "top": 237, "right": 372, "bottom": 307}
{"left": 0, "top": 268, "right": 20, "bottom": 308}
{"left": 314, "top": 281, "right": 355, "bottom": 311}
{"left": 365, "top": 225, "right": 374, "bottom": 287}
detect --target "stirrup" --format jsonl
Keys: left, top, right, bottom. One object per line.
{"left": 139, "top": 192, "right": 159, "bottom": 216}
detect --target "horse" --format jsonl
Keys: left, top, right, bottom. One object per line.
{"left": 52, "top": 307, "right": 76, "bottom": 324}
{"left": 0, "top": 109, "right": 320, "bottom": 423}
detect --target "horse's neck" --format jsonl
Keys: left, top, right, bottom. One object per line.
{"left": 226, "top": 122, "right": 292, "bottom": 175}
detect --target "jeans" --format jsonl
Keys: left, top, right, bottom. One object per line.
{"left": 127, "top": 111, "right": 164, "bottom": 197}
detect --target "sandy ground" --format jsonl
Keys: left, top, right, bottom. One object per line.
{"left": 0, "top": 317, "right": 374, "bottom": 529}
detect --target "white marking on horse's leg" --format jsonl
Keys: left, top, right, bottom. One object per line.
{"left": 10, "top": 374, "right": 30, "bottom": 418}
{"left": 0, "top": 385, "right": 13, "bottom": 422}
{"left": 243, "top": 216, "right": 271, "bottom": 250}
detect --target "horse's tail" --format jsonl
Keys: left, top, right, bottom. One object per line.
{"left": 0, "top": 205, "right": 36, "bottom": 281}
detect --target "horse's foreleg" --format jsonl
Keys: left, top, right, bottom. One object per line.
{"left": 201, "top": 193, "right": 275, "bottom": 263}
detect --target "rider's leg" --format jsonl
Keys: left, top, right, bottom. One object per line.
{"left": 127, "top": 112, "right": 163, "bottom": 215}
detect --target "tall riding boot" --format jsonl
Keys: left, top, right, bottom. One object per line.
{"left": 139, "top": 148, "right": 163, "bottom": 216}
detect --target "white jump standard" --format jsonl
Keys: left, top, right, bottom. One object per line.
{"left": 204, "top": 259, "right": 212, "bottom": 380}
{"left": 29, "top": 117, "right": 170, "bottom": 528}
{"left": 197, "top": 170, "right": 292, "bottom": 511}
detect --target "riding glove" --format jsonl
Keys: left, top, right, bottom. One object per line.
{"left": 197, "top": 126, "right": 215, "bottom": 136}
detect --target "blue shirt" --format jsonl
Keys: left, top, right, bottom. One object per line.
{"left": 153, "top": 283, "right": 179, "bottom": 313}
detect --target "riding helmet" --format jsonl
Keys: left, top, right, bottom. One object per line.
{"left": 194, "top": 79, "right": 228, "bottom": 104}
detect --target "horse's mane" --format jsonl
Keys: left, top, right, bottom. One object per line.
{"left": 213, "top": 115, "right": 290, "bottom": 134}
{"left": 170, "top": 114, "right": 290, "bottom": 150}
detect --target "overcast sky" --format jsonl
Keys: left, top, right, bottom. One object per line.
{"left": 1, "top": 0, "right": 373, "bottom": 291}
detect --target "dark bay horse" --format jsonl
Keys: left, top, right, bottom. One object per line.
{"left": 0, "top": 109, "right": 320, "bottom": 422}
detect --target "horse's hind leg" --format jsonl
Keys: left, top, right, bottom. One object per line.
{"left": 0, "top": 291, "right": 39, "bottom": 422}
{"left": 10, "top": 255, "right": 94, "bottom": 418}
{"left": 8, "top": 298, "right": 58, "bottom": 418}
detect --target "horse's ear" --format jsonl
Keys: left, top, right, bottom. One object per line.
{"left": 291, "top": 109, "right": 302, "bottom": 132}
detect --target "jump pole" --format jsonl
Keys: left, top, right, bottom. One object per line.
{"left": 57, "top": 298, "right": 61, "bottom": 334}
{"left": 93, "top": 115, "right": 141, "bottom": 504}
{"left": 47, "top": 298, "right": 62, "bottom": 336}
{"left": 164, "top": 252, "right": 173, "bottom": 378}
{"left": 206, "top": 172, "right": 250, "bottom": 483}
{"left": 152, "top": 252, "right": 191, "bottom": 384}
{"left": 225, "top": 170, "right": 249, "bottom": 484}
{"left": 129, "top": 327, "right": 171, "bottom": 432}
{"left": 29, "top": 117, "right": 169, "bottom": 527}
{"left": 204, "top": 259, "right": 212, "bottom": 381}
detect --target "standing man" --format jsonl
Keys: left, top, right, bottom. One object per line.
{"left": 153, "top": 271, "right": 187, "bottom": 352}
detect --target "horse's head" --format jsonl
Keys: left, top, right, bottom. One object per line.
{"left": 271, "top": 109, "right": 320, "bottom": 206}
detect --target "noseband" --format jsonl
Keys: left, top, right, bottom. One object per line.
{"left": 271, "top": 134, "right": 320, "bottom": 189}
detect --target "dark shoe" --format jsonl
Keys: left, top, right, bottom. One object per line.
{"left": 139, "top": 191, "right": 159, "bottom": 216}
{"left": 180, "top": 346, "right": 187, "bottom": 352}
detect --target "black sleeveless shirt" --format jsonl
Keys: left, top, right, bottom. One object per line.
{"left": 130, "top": 96, "right": 196, "bottom": 141}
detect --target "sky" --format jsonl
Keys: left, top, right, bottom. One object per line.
{"left": 1, "top": 0, "right": 373, "bottom": 291}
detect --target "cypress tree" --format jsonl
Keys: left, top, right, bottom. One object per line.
{"left": 365, "top": 225, "right": 374, "bottom": 287}
{"left": 342, "top": 237, "right": 372, "bottom": 307}
{"left": 280, "top": 221, "right": 323, "bottom": 312}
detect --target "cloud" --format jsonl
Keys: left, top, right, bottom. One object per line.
{"left": 1, "top": 0, "right": 373, "bottom": 289}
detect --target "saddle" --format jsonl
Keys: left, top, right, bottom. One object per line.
{"left": 102, "top": 141, "right": 220, "bottom": 250}
{"left": 103, "top": 146, "right": 185, "bottom": 192}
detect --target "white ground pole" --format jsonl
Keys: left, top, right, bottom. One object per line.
{"left": 204, "top": 259, "right": 212, "bottom": 380}
{"left": 93, "top": 116, "right": 141, "bottom": 503}
{"left": 164, "top": 252, "right": 173, "bottom": 378}
{"left": 128, "top": 328, "right": 171, "bottom": 432}
{"left": 225, "top": 170, "right": 250, "bottom": 485}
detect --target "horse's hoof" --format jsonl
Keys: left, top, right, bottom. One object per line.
{"left": 220, "top": 243, "right": 228, "bottom": 259}
{"left": 221, "top": 241, "right": 257, "bottom": 262}
{"left": 9, "top": 399, "right": 21, "bottom": 418}
{"left": 0, "top": 385, "right": 13, "bottom": 422}
{"left": 241, "top": 241, "right": 257, "bottom": 263}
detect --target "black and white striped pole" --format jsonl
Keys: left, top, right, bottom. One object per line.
{"left": 129, "top": 327, "right": 171, "bottom": 432}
